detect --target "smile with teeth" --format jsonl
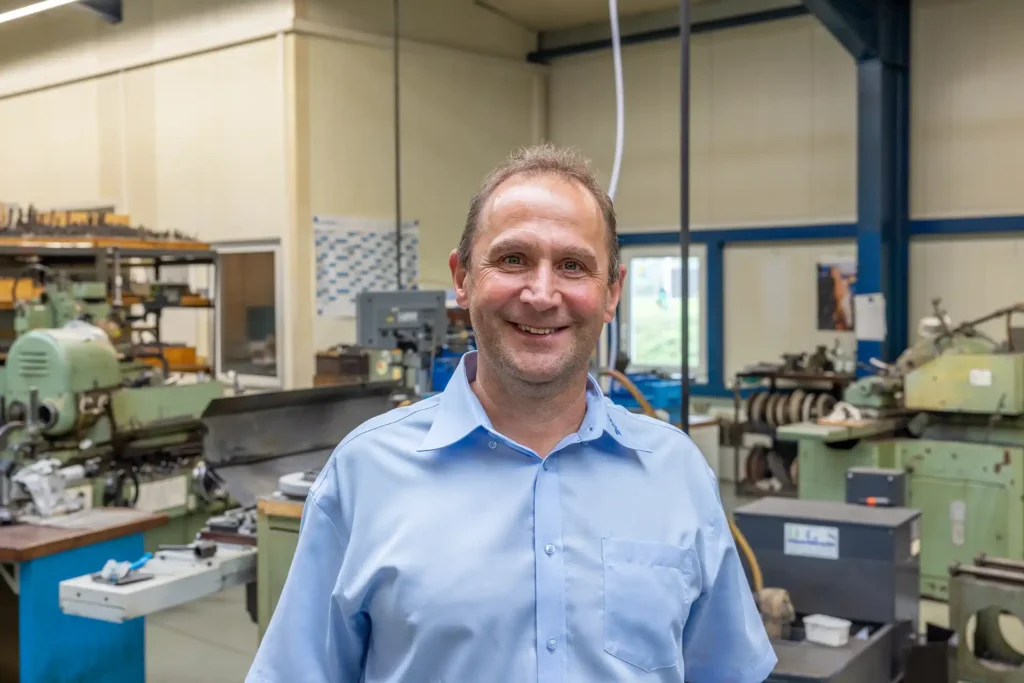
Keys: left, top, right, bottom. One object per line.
{"left": 516, "top": 323, "right": 562, "bottom": 336}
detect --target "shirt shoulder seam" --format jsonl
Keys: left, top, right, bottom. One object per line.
{"left": 337, "top": 399, "right": 439, "bottom": 450}
{"left": 307, "top": 485, "right": 347, "bottom": 546}
{"left": 307, "top": 400, "right": 439, "bottom": 502}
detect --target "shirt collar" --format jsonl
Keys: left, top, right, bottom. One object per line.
{"left": 417, "top": 351, "right": 648, "bottom": 453}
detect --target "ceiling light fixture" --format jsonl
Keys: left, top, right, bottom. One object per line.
{"left": 0, "top": 0, "right": 81, "bottom": 27}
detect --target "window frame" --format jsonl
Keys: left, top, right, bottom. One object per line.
{"left": 212, "top": 239, "right": 284, "bottom": 391}
{"left": 619, "top": 243, "right": 708, "bottom": 383}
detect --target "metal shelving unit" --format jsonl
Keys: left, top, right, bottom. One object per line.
{"left": 0, "top": 241, "right": 218, "bottom": 373}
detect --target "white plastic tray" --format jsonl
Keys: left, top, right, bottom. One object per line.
{"left": 804, "top": 613, "right": 852, "bottom": 647}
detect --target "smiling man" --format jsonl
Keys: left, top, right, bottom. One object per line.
{"left": 245, "top": 144, "right": 776, "bottom": 683}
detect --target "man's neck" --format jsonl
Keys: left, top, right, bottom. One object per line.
{"left": 470, "top": 355, "right": 590, "bottom": 458}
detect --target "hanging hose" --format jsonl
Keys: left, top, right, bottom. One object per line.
{"left": 729, "top": 516, "right": 764, "bottom": 594}
{"left": 598, "top": 368, "right": 655, "bottom": 417}
{"left": 603, "top": 0, "right": 626, "bottom": 384}
{"left": 601, "top": 367, "right": 764, "bottom": 594}
{"left": 607, "top": 0, "right": 625, "bottom": 201}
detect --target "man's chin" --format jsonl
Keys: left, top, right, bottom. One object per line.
{"left": 506, "top": 358, "right": 576, "bottom": 387}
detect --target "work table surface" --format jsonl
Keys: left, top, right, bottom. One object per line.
{"left": 0, "top": 508, "right": 168, "bottom": 563}
{"left": 257, "top": 496, "right": 305, "bottom": 520}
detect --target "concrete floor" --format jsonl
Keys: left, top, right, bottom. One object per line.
{"left": 146, "top": 586, "right": 257, "bottom": 683}
{"left": 143, "top": 486, "right": 969, "bottom": 682}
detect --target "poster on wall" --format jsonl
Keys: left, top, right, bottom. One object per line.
{"left": 816, "top": 259, "right": 857, "bottom": 331}
{"left": 314, "top": 215, "right": 420, "bottom": 318}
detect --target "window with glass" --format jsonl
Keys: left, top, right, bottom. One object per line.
{"left": 623, "top": 248, "right": 704, "bottom": 380}
{"left": 216, "top": 246, "right": 280, "bottom": 384}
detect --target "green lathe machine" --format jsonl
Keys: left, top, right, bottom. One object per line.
{"left": 0, "top": 250, "right": 239, "bottom": 548}
{"left": 0, "top": 321, "right": 229, "bottom": 547}
{"left": 778, "top": 299, "right": 1024, "bottom": 600}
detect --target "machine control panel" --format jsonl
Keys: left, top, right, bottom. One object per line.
{"left": 356, "top": 290, "right": 448, "bottom": 348}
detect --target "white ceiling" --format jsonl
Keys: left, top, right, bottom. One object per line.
{"left": 478, "top": 0, "right": 709, "bottom": 32}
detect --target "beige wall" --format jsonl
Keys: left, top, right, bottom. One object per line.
{"left": 0, "top": 0, "right": 541, "bottom": 388}
{"left": 297, "top": 0, "right": 535, "bottom": 60}
{"left": 0, "top": 0, "right": 291, "bottom": 377}
{"left": 549, "top": 0, "right": 1024, "bottom": 377}
{"left": 548, "top": 14, "right": 856, "bottom": 377}
{"left": 0, "top": 36, "right": 287, "bottom": 242}
{"left": 300, "top": 9, "right": 545, "bottom": 354}
{"left": 548, "top": 15, "right": 856, "bottom": 232}
{"left": 906, "top": 0, "right": 1024, "bottom": 340}
{"left": 724, "top": 240, "right": 856, "bottom": 379}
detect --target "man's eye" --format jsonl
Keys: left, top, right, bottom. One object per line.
{"left": 562, "top": 260, "right": 583, "bottom": 272}
{"left": 503, "top": 255, "right": 523, "bottom": 265}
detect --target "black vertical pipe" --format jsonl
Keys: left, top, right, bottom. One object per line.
{"left": 679, "top": 0, "right": 691, "bottom": 433}
{"left": 394, "top": 0, "right": 403, "bottom": 289}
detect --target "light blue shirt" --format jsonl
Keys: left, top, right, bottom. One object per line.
{"left": 247, "top": 351, "right": 776, "bottom": 683}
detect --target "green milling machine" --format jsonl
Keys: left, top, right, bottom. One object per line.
{"left": 777, "top": 300, "right": 1024, "bottom": 601}
{"left": 0, "top": 321, "right": 231, "bottom": 549}
{"left": 0, "top": 256, "right": 234, "bottom": 550}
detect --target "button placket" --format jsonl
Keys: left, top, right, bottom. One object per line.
{"left": 533, "top": 453, "right": 567, "bottom": 681}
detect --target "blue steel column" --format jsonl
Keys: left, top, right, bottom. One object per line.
{"left": 804, "top": 0, "right": 910, "bottom": 371}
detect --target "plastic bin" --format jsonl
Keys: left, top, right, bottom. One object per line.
{"left": 803, "top": 614, "right": 852, "bottom": 647}
{"left": 608, "top": 374, "right": 681, "bottom": 421}
{"left": 431, "top": 349, "right": 468, "bottom": 392}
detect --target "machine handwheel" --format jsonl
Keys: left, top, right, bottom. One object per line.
{"left": 103, "top": 469, "right": 140, "bottom": 508}
{"left": 746, "top": 445, "right": 769, "bottom": 482}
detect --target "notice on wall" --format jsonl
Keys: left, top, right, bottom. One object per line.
{"left": 816, "top": 260, "right": 857, "bottom": 331}
{"left": 854, "top": 293, "right": 887, "bottom": 342}
{"left": 314, "top": 215, "right": 420, "bottom": 318}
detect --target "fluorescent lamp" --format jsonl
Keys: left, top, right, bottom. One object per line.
{"left": 0, "top": 0, "right": 81, "bottom": 26}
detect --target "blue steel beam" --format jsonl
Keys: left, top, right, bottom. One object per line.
{"left": 802, "top": 0, "right": 877, "bottom": 60}
{"left": 804, "top": 0, "right": 910, "bottom": 374}
{"left": 78, "top": 0, "right": 122, "bottom": 23}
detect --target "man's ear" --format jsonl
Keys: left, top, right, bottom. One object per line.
{"left": 603, "top": 264, "right": 627, "bottom": 323}
{"left": 449, "top": 250, "right": 470, "bottom": 309}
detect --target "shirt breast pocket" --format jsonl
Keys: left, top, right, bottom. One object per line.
{"left": 601, "top": 537, "right": 701, "bottom": 673}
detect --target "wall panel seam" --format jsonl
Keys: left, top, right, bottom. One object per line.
{"left": 0, "top": 31, "right": 288, "bottom": 102}
{"left": 291, "top": 19, "right": 547, "bottom": 74}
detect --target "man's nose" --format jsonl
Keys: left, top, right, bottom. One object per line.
{"left": 520, "top": 267, "right": 559, "bottom": 310}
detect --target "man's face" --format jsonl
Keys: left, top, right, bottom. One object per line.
{"left": 449, "top": 173, "right": 625, "bottom": 390}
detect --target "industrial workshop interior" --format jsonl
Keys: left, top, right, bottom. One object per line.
{"left": 4, "top": 0, "right": 1024, "bottom": 680}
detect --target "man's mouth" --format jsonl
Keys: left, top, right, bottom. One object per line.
{"left": 511, "top": 322, "right": 566, "bottom": 336}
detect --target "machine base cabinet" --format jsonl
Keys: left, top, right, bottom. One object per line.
{"left": 1, "top": 533, "right": 149, "bottom": 683}
{"left": 256, "top": 498, "right": 303, "bottom": 641}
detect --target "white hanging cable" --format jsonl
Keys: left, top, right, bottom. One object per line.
{"left": 604, "top": 0, "right": 625, "bottom": 383}
{"left": 607, "top": 0, "right": 625, "bottom": 201}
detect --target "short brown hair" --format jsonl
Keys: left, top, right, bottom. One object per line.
{"left": 457, "top": 143, "right": 620, "bottom": 283}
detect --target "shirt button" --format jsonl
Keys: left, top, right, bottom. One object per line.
{"left": 545, "top": 544, "right": 555, "bottom": 555}
{"left": 543, "top": 459, "right": 552, "bottom": 470}
{"left": 488, "top": 440, "right": 497, "bottom": 449}
{"left": 547, "top": 638, "right": 557, "bottom": 651}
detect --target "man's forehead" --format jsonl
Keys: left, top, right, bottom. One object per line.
{"left": 482, "top": 173, "right": 602, "bottom": 233}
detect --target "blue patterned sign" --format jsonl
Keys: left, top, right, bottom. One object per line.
{"left": 314, "top": 215, "right": 420, "bottom": 317}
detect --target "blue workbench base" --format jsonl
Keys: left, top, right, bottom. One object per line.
{"left": 12, "top": 533, "right": 145, "bottom": 683}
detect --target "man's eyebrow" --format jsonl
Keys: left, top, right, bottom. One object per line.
{"left": 559, "top": 245, "right": 598, "bottom": 263}
{"left": 487, "top": 236, "right": 536, "bottom": 254}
